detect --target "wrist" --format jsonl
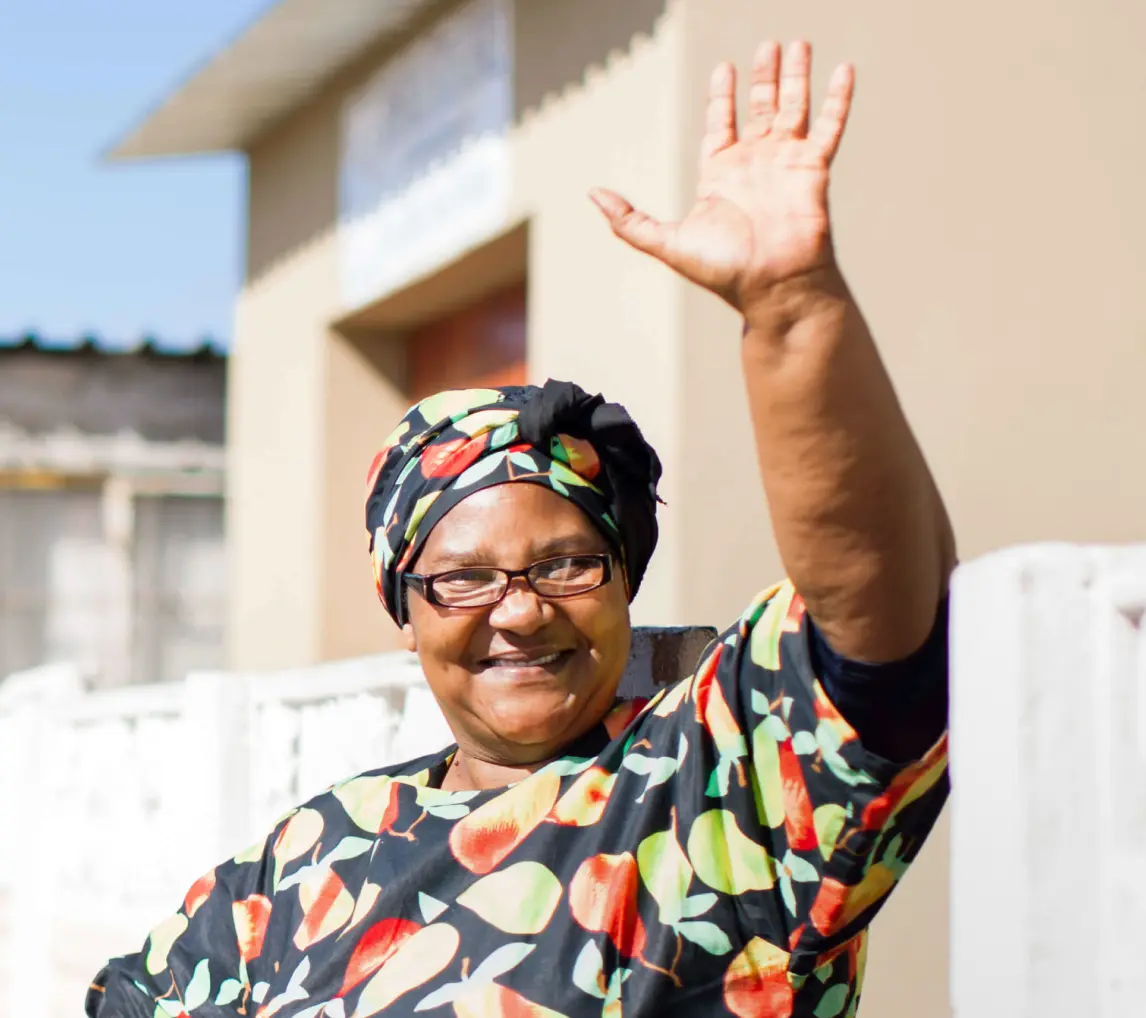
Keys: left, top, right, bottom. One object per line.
{"left": 740, "top": 263, "right": 850, "bottom": 338}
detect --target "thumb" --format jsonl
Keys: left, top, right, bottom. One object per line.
{"left": 589, "top": 188, "right": 677, "bottom": 262}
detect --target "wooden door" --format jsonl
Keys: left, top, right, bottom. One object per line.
{"left": 407, "top": 282, "right": 526, "bottom": 401}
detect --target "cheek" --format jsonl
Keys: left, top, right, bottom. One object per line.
{"left": 408, "top": 606, "right": 480, "bottom": 686}
{"left": 573, "top": 589, "right": 632, "bottom": 670}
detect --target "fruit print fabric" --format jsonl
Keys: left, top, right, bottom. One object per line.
{"left": 87, "top": 581, "right": 948, "bottom": 1018}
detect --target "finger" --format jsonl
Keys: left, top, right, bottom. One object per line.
{"left": 699, "top": 62, "right": 738, "bottom": 165}
{"left": 745, "top": 40, "right": 781, "bottom": 137}
{"left": 589, "top": 188, "right": 678, "bottom": 261}
{"left": 808, "top": 63, "right": 855, "bottom": 163}
{"left": 771, "top": 39, "right": 811, "bottom": 138}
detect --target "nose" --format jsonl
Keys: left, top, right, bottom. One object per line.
{"left": 487, "top": 576, "right": 551, "bottom": 634}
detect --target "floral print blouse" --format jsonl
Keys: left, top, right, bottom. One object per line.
{"left": 88, "top": 581, "right": 949, "bottom": 1018}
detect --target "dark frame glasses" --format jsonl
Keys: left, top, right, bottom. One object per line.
{"left": 404, "top": 553, "right": 614, "bottom": 613}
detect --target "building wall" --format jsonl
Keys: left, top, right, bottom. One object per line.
{"left": 510, "top": 0, "right": 688, "bottom": 627}
{"left": 679, "top": 3, "right": 1146, "bottom": 1017}
{"left": 234, "top": 1, "right": 481, "bottom": 670}
{"left": 232, "top": 94, "right": 339, "bottom": 669}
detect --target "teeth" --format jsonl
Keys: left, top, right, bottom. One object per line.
{"left": 493, "top": 652, "right": 562, "bottom": 667}
{"left": 526, "top": 652, "right": 561, "bottom": 666}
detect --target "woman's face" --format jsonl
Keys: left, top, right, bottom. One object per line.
{"left": 403, "top": 483, "right": 632, "bottom": 766}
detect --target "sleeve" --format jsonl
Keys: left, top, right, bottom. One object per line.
{"left": 807, "top": 594, "right": 949, "bottom": 763}
{"left": 85, "top": 834, "right": 276, "bottom": 1018}
{"left": 652, "top": 579, "right": 949, "bottom": 979}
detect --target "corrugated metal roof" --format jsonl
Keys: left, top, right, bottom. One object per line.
{"left": 108, "top": 0, "right": 438, "bottom": 160}
{"left": 0, "top": 333, "right": 226, "bottom": 359}
{"left": 0, "top": 336, "right": 226, "bottom": 445}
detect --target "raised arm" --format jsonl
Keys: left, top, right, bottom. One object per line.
{"left": 590, "top": 40, "right": 955, "bottom": 663}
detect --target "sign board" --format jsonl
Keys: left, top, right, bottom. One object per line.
{"left": 339, "top": 0, "right": 513, "bottom": 310}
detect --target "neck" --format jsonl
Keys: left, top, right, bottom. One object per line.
{"left": 440, "top": 749, "right": 549, "bottom": 791}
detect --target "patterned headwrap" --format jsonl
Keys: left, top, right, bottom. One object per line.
{"left": 365, "top": 380, "right": 663, "bottom": 626}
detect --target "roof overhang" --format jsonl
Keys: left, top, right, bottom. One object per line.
{"left": 108, "top": 0, "right": 438, "bottom": 160}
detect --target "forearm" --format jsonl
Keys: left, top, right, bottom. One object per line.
{"left": 741, "top": 265, "right": 956, "bottom": 662}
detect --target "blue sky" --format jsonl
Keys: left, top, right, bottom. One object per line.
{"left": 0, "top": 0, "right": 274, "bottom": 348}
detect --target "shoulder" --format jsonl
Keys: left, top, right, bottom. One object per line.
{"left": 733, "top": 579, "right": 807, "bottom": 666}
{"left": 249, "top": 747, "right": 453, "bottom": 858}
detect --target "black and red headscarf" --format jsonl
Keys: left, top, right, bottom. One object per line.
{"left": 365, "top": 380, "right": 663, "bottom": 625}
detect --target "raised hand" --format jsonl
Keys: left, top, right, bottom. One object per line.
{"left": 590, "top": 40, "right": 853, "bottom": 318}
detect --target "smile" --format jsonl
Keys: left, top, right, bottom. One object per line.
{"left": 480, "top": 649, "right": 573, "bottom": 669}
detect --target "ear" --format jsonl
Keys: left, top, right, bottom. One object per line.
{"left": 402, "top": 622, "right": 418, "bottom": 653}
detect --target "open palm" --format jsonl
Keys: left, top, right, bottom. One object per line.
{"left": 591, "top": 40, "right": 854, "bottom": 314}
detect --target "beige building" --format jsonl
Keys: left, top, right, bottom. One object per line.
{"left": 112, "top": 0, "right": 1146, "bottom": 1014}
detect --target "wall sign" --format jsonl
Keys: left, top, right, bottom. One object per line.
{"left": 339, "top": 0, "right": 512, "bottom": 310}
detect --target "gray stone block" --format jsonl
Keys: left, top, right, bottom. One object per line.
{"left": 617, "top": 625, "right": 719, "bottom": 699}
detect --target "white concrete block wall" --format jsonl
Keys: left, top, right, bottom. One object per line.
{"left": 0, "top": 654, "right": 452, "bottom": 1018}
{"left": 950, "top": 544, "right": 1146, "bottom": 1018}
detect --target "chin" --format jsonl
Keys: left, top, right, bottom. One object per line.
{"left": 481, "top": 699, "right": 593, "bottom": 756}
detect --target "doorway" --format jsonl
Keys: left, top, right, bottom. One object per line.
{"left": 406, "top": 280, "right": 526, "bottom": 401}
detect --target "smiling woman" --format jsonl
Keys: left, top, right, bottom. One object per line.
{"left": 89, "top": 40, "right": 954, "bottom": 1018}
{"left": 363, "top": 380, "right": 661, "bottom": 788}
{"left": 405, "top": 485, "right": 631, "bottom": 781}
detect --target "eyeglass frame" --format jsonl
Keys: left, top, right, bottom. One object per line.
{"left": 402, "top": 552, "right": 615, "bottom": 619}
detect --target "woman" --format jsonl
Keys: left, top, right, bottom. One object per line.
{"left": 89, "top": 40, "right": 954, "bottom": 1018}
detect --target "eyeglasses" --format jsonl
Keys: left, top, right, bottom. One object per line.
{"left": 404, "top": 553, "right": 614, "bottom": 611}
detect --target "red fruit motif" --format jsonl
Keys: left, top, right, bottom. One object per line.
{"left": 351, "top": 924, "right": 461, "bottom": 1017}
{"left": 449, "top": 771, "right": 561, "bottom": 875}
{"left": 419, "top": 435, "right": 489, "bottom": 479}
{"left": 365, "top": 448, "right": 389, "bottom": 495}
{"left": 550, "top": 766, "right": 616, "bottom": 827}
{"left": 808, "top": 865, "right": 898, "bottom": 937}
{"left": 232, "top": 894, "right": 273, "bottom": 963}
{"left": 353, "top": 779, "right": 403, "bottom": 836}
{"left": 554, "top": 434, "right": 601, "bottom": 480}
{"left": 723, "top": 938, "right": 793, "bottom": 1018}
{"left": 811, "top": 932, "right": 866, "bottom": 983}
{"left": 395, "top": 542, "right": 417, "bottom": 574}
{"left": 812, "top": 682, "right": 857, "bottom": 746}
{"left": 777, "top": 739, "right": 817, "bottom": 851}
{"left": 602, "top": 698, "right": 647, "bottom": 740}
{"left": 860, "top": 734, "right": 948, "bottom": 831}
{"left": 568, "top": 852, "right": 647, "bottom": 958}
{"left": 783, "top": 591, "right": 806, "bottom": 632}
{"left": 365, "top": 421, "right": 412, "bottom": 494}
{"left": 332, "top": 774, "right": 403, "bottom": 837}
{"left": 693, "top": 647, "right": 748, "bottom": 790}
{"left": 691, "top": 646, "right": 722, "bottom": 722}
{"left": 338, "top": 917, "right": 422, "bottom": 996}
{"left": 377, "top": 784, "right": 402, "bottom": 835}
{"left": 786, "top": 924, "right": 806, "bottom": 952}
{"left": 183, "top": 869, "right": 216, "bottom": 919}
{"left": 294, "top": 869, "right": 355, "bottom": 950}
{"left": 809, "top": 877, "right": 848, "bottom": 936}
{"left": 812, "top": 679, "right": 844, "bottom": 722}
{"left": 693, "top": 648, "right": 737, "bottom": 741}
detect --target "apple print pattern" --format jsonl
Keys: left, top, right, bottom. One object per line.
{"left": 87, "top": 581, "right": 948, "bottom": 1018}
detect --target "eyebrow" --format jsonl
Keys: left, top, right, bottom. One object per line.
{"left": 420, "top": 535, "right": 607, "bottom": 572}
